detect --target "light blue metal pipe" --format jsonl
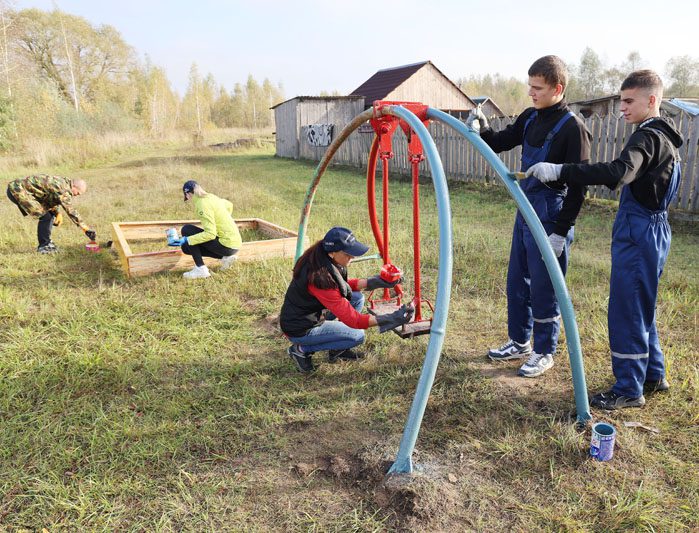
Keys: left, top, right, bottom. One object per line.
{"left": 385, "top": 105, "right": 453, "bottom": 475}
{"left": 426, "top": 107, "right": 591, "bottom": 426}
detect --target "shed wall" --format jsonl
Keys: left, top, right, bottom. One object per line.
{"left": 386, "top": 63, "right": 474, "bottom": 110}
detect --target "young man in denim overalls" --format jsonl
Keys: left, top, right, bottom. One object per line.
{"left": 527, "top": 70, "right": 683, "bottom": 409}
{"left": 469, "top": 55, "right": 592, "bottom": 378}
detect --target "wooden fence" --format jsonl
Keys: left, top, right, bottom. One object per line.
{"left": 299, "top": 111, "right": 699, "bottom": 213}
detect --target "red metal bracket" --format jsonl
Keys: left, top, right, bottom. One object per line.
{"left": 370, "top": 101, "right": 429, "bottom": 161}
{"left": 370, "top": 101, "right": 399, "bottom": 160}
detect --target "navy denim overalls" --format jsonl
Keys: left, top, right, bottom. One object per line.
{"left": 608, "top": 128, "right": 681, "bottom": 398}
{"left": 506, "top": 111, "right": 575, "bottom": 355}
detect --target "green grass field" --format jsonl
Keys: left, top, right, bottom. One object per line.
{"left": 1, "top": 143, "right": 697, "bottom": 531}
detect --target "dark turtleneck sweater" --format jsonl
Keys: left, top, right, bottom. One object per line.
{"left": 481, "top": 100, "right": 592, "bottom": 236}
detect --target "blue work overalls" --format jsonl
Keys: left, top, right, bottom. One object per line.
{"left": 507, "top": 111, "right": 575, "bottom": 355}
{"left": 608, "top": 130, "right": 681, "bottom": 399}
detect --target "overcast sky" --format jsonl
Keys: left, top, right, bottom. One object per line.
{"left": 15, "top": 0, "right": 699, "bottom": 97}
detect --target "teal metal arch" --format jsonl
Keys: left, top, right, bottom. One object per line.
{"left": 294, "top": 103, "right": 591, "bottom": 477}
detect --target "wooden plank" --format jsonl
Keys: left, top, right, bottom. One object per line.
{"left": 678, "top": 114, "right": 698, "bottom": 210}
{"left": 255, "top": 218, "right": 298, "bottom": 238}
{"left": 118, "top": 218, "right": 260, "bottom": 240}
{"left": 111, "top": 222, "right": 133, "bottom": 277}
{"left": 688, "top": 116, "right": 699, "bottom": 210}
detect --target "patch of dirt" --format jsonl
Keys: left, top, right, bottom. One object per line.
{"left": 468, "top": 358, "right": 550, "bottom": 391}
{"left": 286, "top": 429, "right": 469, "bottom": 531}
{"left": 255, "top": 313, "right": 281, "bottom": 337}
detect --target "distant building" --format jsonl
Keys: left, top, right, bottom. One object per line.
{"left": 664, "top": 98, "right": 699, "bottom": 117}
{"left": 272, "top": 96, "right": 364, "bottom": 159}
{"left": 273, "top": 60, "right": 477, "bottom": 159}
{"left": 569, "top": 95, "right": 699, "bottom": 118}
{"left": 568, "top": 95, "right": 620, "bottom": 118}
{"left": 471, "top": 96, "right": 506, "bottom": 118}
{"left": 350, "top": 60, "right": 476, "bottom": 112}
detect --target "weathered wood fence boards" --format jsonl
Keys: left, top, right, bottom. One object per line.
{"left": 299, "top": 112, "right": 699, "bottom": 212}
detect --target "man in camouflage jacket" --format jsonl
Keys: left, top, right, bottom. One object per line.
{"left": 6, "top": 175, "right": 96, "bottom": 253}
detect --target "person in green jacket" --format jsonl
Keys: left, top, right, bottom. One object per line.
{"left": 170, "top": 180, "right": 242, "bottom": 279}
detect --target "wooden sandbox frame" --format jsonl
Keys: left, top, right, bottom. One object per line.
{"left": 112, "top": 218, "right": 307, "bottom": 277}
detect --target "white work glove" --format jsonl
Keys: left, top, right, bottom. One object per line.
{"left": 525, "top": 162, "right": 562, "bottom": 183}
{"left": 548, "top": 233, "right": 566, "bottom": 258}
{"left": 466, "top": 104, "right": 488, "bottom": 132}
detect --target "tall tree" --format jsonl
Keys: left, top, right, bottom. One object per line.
{"left": 576, "top": 47, "right": 605, "bottom": 99}
{"left": 14, "top": 9, "right": 134, "bottom": 108}
{"left": 665, "top": 55, "right": 699, "bottom": 96}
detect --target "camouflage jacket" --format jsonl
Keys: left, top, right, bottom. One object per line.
{"left": 7, "top": 175, "right": 87, "bottom": 229}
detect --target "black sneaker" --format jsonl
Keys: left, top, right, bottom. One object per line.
{"left": 591, "top": 389, "right": 646, "bottom": 410}
{"left": 287, "top": 344, "right": 314, "bottom": 373}
{"left": 643, "top": 377, "right": 670, "bottom": 394}
{"left": 328, "top": 348, "right": 364, "bottom": 363}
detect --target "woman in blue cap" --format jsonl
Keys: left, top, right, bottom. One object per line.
{"left": 169, "top": 180, "right": 243, "bottom": 279}
{"left": 279, "top": 226, "right": 414, "bottom": 373}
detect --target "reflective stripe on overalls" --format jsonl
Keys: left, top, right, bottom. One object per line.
{"left": 608, "top": 128, "right": 681, "bottom": 398}
{"left": 507, "top": 111, "right": 575, "bottom": 355}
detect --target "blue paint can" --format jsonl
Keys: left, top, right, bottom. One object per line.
{"left": 590, "top": 422, "right": 616, "bottom": 461}
{"left": 166, "top": 227, "right": 179, "bottom": 245}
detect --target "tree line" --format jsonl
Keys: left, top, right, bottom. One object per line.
{"left": 0, "top": 5, "right": 284, "bottom": 151}
{"left": 457, "top": 49, "right": 699, "bottom": 116}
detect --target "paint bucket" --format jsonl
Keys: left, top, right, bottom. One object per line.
{"left": 166, "top": 227, "right": 179, "bottom": 245}
{"left": 590, "top": 422, "right": 616, "bottom": 461}
{"left": 85, "top": 241, "right": 100, "bottom": 253}
{"left": 380, "top": 263, "right": 402, "bottom": 283}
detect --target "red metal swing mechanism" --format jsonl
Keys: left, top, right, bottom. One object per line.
{"left": 366, "top": 101, "right": 433, "bottom": 338}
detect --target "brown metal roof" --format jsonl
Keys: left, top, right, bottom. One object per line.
{"left": 349, "top": 61, "right": 430, "bottom": 103}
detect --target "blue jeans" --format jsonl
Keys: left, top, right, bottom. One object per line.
{"left": 287, "top": 292, "right": 366, "bottom": 353}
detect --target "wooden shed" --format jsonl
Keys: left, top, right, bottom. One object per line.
{"left": 350, "top": 61, "right": 476, "bottom": 112}
{"left": 569, "top": 95, "right": 620, "bottom": 118}
{"left": 272, "top": 96, "right": 365, "bottom": 159}
{"left": 471, "top": 96, "right": 506, "bottom": 118}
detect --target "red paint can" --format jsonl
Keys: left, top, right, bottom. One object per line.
{"left": 85, "top": 241, "right": 100, "bottom": 252}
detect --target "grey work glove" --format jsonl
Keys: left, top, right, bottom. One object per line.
{"left": 376, "top": 304, "right": 414, "bottom": 333}
{"left": 548, "top": 233, "right": 566, "bottom": 258}
{"left": 466, "top": 104, "right": 488, "bottom": 133}
{"left": 365, "top": 275, "right": 403, "bottom": 290}
{"left": 525, "top": 162, "right": 562, "bottom": 183}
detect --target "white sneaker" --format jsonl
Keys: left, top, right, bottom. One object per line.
{"left": 488, "top": 339, "right": 532, "bottom": 361}
{"left": 220, "top": 254, "right": 238, "bottom": 270}
{"left": 518, "top": 352, "right": 554, "bottom": 378}
{"left": 183, "top": 265, "right": 211, "bottom": 279}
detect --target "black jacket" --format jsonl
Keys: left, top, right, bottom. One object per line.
{"left": 560, "top": 117, "right": 683, "bottom": 210}
{"left": 279, "top": 255, "right": 352, "bottom": 337}
{"left": 481, "top": 101, "right": 592, "bottom": 236}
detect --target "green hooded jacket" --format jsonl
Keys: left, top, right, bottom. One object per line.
{"left": 188, "top": 193, "right": 242, "bottom": 250}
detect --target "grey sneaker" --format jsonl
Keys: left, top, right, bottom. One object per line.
{"left": 591, "top": 389, "right": 646, "bottom": 410}
{"left": 37, "top": 242, "right": 58, "bottom": 254}
{"left": 517, "top": 352, "right": 554, "bottom": 378}
{"left": 488, "top": 339, "right": 532, "bottom": 361}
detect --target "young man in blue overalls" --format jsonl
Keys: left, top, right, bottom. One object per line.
{"left": 527, "top": 70, "right": 683, "bottom": 409}
{"left": 468, "top": 55, "right": 592, "bottom": 378}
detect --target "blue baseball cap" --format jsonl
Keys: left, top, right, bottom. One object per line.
{"left": 182, "top": 180, "right": 197, "bottom": 201}
{"left": 322, "top": 227, "right": 369, "bottom": 257}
